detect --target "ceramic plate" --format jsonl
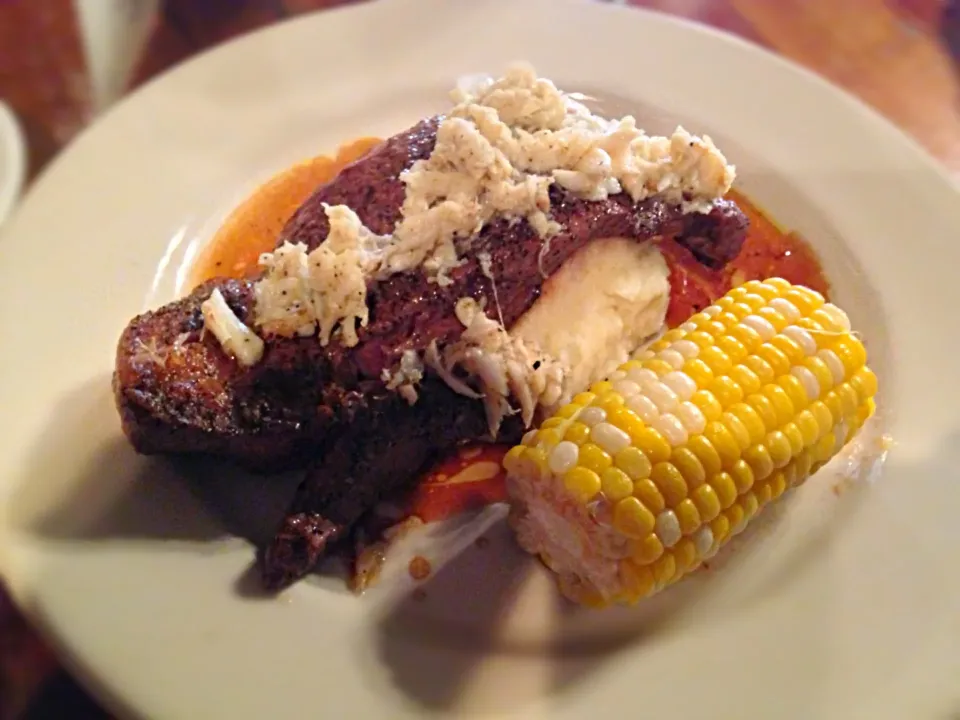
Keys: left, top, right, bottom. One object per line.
{"left": 1, "top": 1, "right": 959, "bottom": 718}
{"left": 0, "top": 100, "right": 26, "bottom": 227}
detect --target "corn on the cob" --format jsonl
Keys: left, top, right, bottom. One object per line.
{"left": 504, "top": 278, "right": 878, "bottom": 607}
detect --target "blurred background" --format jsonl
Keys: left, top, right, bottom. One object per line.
{"left": 0, "top": 0, "right": 957, "bottom": 717}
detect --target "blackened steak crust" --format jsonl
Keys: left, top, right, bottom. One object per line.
{"left": 112, "top": 117, "right": 749, "bottom": 588}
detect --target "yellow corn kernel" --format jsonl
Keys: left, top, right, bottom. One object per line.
{"left": 762, "top": 384, "right": 796, "bottom": 425}
{"left": 704, "top": 422, "right": 741, "bottom": 465}
{"left": 691, "top": 389, "right": 723, "bottom": 421}
{"left": 803, "top": 357, "right": 835, "bottom": 393}
{"left": 590, "top": 381, "right": 614, "bottom": 396}
{"left": 633, "top": 533, "right": 665, "bottom": 564}
{"left": 755, "top": 481, "right": 773, "bottom": 505}
{"left": 715, "top": 311, "right": 742, "bottom": 330}
{"left": 710, "top": 376, "right": 745, "bottom": 407}
{"left": 712, "top": 471, "right": 739, "bottom": 509}
{"left": 555, "top": 403, "right": 582, "bottom": 420}
{"left": 688, "top": 434, "right": 723, "bottom": 475}
{"left": 740, "top": 292, "right": 768, "bottom": 311}
{"left": 822, "top": 390, "right": 843, "bottom": 424}
{"left": 783, "top": 288, "right": 822, "bottom": 316}
{"left": 742, "top": 443, "right": 774, "bottom": 481}
{"left": 618, "top": 561, "right": 656, "bottom": 601}
{"left": 572, "top": 392, "right": 597, "bottom": 407}
{"left": 692, "top": 483, "right": 722, "bottom": 521}
{"left": 650, "top": 462, "right": 688, "bottom": 506}
{"left": 836, "top": 383, "right": 860, "bottom": 419}
{"left": 644, "top": 358, "right": 675, "bottom": 376}
{"left": 541, "top": 417, "right": 566, "bottom": 430}
{"left": 702, "top": 320, "right": 729, "bottom": 338}
{"left": 537, "top": 428, "right": 563, "bottom": 447}
{"left": 830, "top": 335, "right": 867, "bottom": 375}
{"left": 729, "top": 364, "right": 762, "bottom": 396}
{"left": 633, "top": 478, "right": 666, "bottom": 514}
{"left": 729, "top": 459, "right": 755, "bottom": 494}
{"left": 565, "top": 422, "right": 591, "bottom": 445}
{"left": 700, "top": 345, "right": 733, "bottom": 375}
{"left": 564, "top": 466, "right": 601, "bottom": 502}
{"left": 766, "top": 430, "right": 793, "bottom": 468}
{"left": 745, "top": 392, "right": 778, "bottom": 431}
{"left": 741, "top": 491, "right": 760, "bottom": 520}
{"left": 614, "top": 446, "right": 652, "bottom": 481}
{"left": 648, "top": 339, "right": 671, "bottom": 353}
{"left": 652, "top": 553, "right": 677, "bottom": 587}
{"left": 794, "top": 409, "right": 820, "bottom": 447}
{"left": 579, "top": 443, "right": 612, "bottom": 473}
{"left": 779, "top": 374, "right": 810, "bottom": 410}
{"left": 687, "top": 330, "right": 716, "bottom": 349}
{"left": 757, "top": 306, "right": 788, "bottom": 332}
{"left": 601, "top": 467, "right": 635, "bottom": 502}
{"left": 850, "top": 367, "right": 878, "bottom": 401}
{"left": 730, "top": 323, "right": 764, "bottom": 352}
{"left": 612, "top": 496, "right": 656, "bottom": 538}
{"left": 782, "top": 422, "right": 805, "bottom": 455}
{"left": 770, "top": 334, "right": 805, "bottom": 364}
{"left": 721, "top": 411, "right": 752, "bottom": 451}
{"left": 808, "top": 401, "right": 834, "bottom": 441}
{"left": 716, "top": 335, "right": 748, "bottom": 364}
{"left": 813, "top": 432, "right": 837, "bottom": 463}
{"left": 756, "top": 343, "right": 792, "bottom": 376}
{"left": 671, "top": 447, "right": 706, "bottom": 488}
{"left": 750, "top": 281, "right": 780, "bottom": 301}
{"left": 635, "top": 427, "right": 672, "bottom": 464}
{"left": 503, "top": 445, "right": 526, "bottom": 474}
{"left": 674, "top": 538, "right": 699, "bottom": 571}
{"left": 683, "top": 359, "right": 715, "bottom": 388}
{"left": 710, "top": 513, "right": 731, "bottom": 544}
{"left": 772, "top": 470, "right": 790, "bottom": 498}
{"left": 595, "top": 393, "right": 625, "bottom": 413}
{"left": 728, "top": 402, "right": 766, "bottom": 445}
{"left": 744, "top": 354, "right": 776, "bottom": 385}
{"left": 675, "top": 498, "right": 702, "bottom": 534}
{"left": 610, "top": 408, "right": 646, "bottom": 445}
{"left": 620, "top": 360, "right": 644, "bottom": 372}
{"left": 792, "top": 449, "right": 814, "bottom": 485}
{"left": 725, "top": 503, "right": 745, "bottom": 532}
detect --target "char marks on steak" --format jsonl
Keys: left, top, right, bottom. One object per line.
{"left": 112, "top": 117, "right": 749, "bottom": 589}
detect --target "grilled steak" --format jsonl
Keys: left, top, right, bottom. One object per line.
{"left": 113, "top": 116, "right": 749, "bottom": 589}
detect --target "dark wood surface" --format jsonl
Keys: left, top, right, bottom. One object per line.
{"left": 0, "top": 0, "right": 956, "bottom": 717}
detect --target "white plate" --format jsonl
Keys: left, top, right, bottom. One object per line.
{"left": 1, "top": 1, "right": 959, "bottom": 718}
{"left": 0, "top": 100, "right": 26, "bottom": 227}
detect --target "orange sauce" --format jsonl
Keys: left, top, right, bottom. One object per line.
{"left": 188, "top": 137, "right": 382, "bottom": 289}
{"left": 192, "top": 138, "right": 832, "bottom": 526}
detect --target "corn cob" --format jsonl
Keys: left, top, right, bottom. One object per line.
{"left": 503, "top": 278, "right": 878, "bottom": 608}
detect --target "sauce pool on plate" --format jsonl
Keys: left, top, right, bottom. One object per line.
{"left": 191, "top": 139, "right": 832, "bottom": 525}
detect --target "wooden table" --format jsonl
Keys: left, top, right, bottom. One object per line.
{"left": 0, "top": 0, "right": 957, "bottom": 717}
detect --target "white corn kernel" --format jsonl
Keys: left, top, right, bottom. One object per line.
{"left": 612, "top": 379, "right": 641, "bottom": 399}
{"left": 791, "top": 366, "right": 820, "bottom": 402}
{"left": 655, "top": 510, "right": 682, "bottom": 548}
{"left": 658, "top": 349, "right": 685, "bottom": 370}
{"left": 642, "top": 380, "right": 679, "bottom": 413}
{"left": 627, "top": 394, "right": 660, "bottom": 424}
{"left": 769, "top": 298, "right": 801, "bottom": 323}
{"left": 591, "top": 423, "right": 631, "bottom": 455}
{"left": 694, "top": 526, "right": 714, "bottom": 557}
{"left": 661, "top": 371, "right": 696, "bottom": 400}
{"left": 548, "top": 441, "right": 580, "bottom": 474}
{"left": 578, "top": 406, "right": 607, "bottom": 427}
{"left": 783, "top": 325, "right": 817, "bottom": 356}
{"left": 672, "top": 339, "right": 700, "bottom": 359}
{"left": 676, "top": 401, "right": 707, "bottom": 435}
{"left": 653, "top": 413, "right": 689, "bottom": 446}
{"left": 741, "top": 314, "right": 776, "bottom": 341}
{"left": 818, "top": 349, "right": 846, "bottom": 384}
